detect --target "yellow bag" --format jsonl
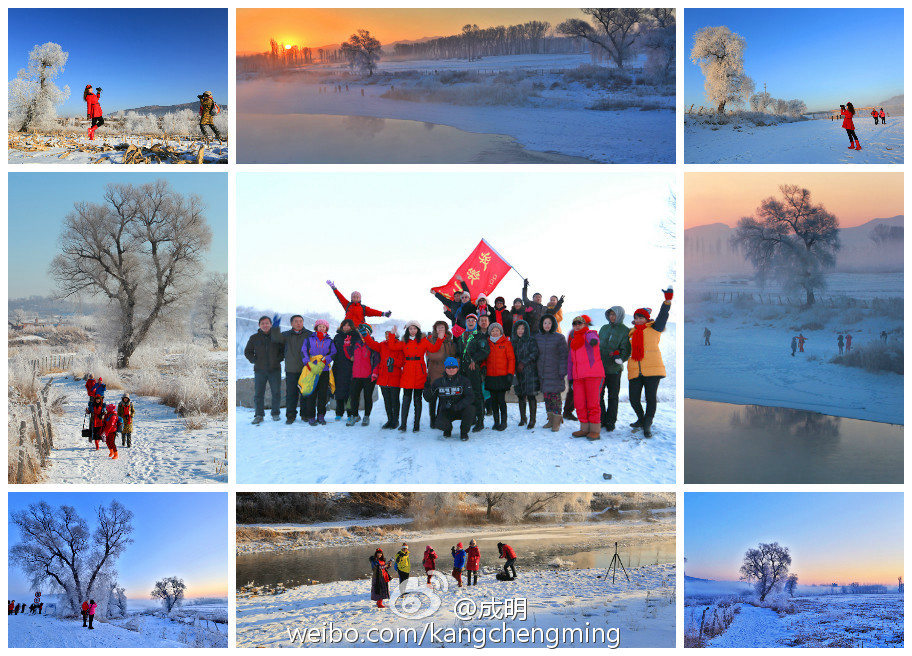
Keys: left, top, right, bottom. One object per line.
{"left": 297, "top": 356, "right": 326, "bottom": 397}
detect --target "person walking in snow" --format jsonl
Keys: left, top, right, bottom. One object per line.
{"left": 197, "top": 91, "right": 222, "bottom": 141}
{"left": 91, "top": 377, "right": 107, "bottom": 400}
{"left": 362, "top": 326, "right": 404, "bottom": 429}
{"left": 85, "top": 374, "right": 97, "bottom": 399}
{"left": 86, "top": 395, "right": 105, "bottom": 450}
{"left": 568, "top": 315, "right": 605, "bottom": 440}
{"left": 424, "top": 321, "right": 458, "bottom": 429}
{"left": 535, "top": 314, "right": 569, "bottom": 432}
{"left": 451, "top": 543, "right": 467, "bottom": 587}
{"left": 881, "top": 330, "right": 888, "bottom": 342}
{"left": 880, "top": 108, "right": 886, "bottom": 124}
{"left": 845, "top": 333, "right": 853, "bottom": 351}
{"left": 484, "top": 322, "right": 515, "bottom": 431}
{"left": 344, "top": 324, "right": 380, "bottom": 426}
{"left": 326, "top": 280, "right": 392, "bottom": 326}
{"left": 703, "top": 327, "right": 711, "bottom": 346}
{"left": 599, "top": 307, "right": 631, "bottom": 432}
{"left": 837, "top": 333, "right": 845, "bottom": 354}
{"left": 117, "top": 394, "right": 135, "bottom": 448}
{"left": 791, "top": 335, "right": 798, "bottom": 357}
{"left": 841, "top": 102, "right": 861, "bottom": 150}
{"left": 244, "top": 315, "right": 284, "bottom": 425}
{"left": 871, "top": 108, "right": 879, "bottom": 125}
{"left": 87, "top": 600, "right": 97, "bottom": 629}
{"left": 428, "top": 357, "right": 475, "bottom": 441}
{"left": 497, "top": 542, "right": 517, "bottom": 580}
{"left": 386, "top": 321, "right": 445, "bottom": 432}
{"left": 369, "top": 548, "right": 391, "bottom": 608}
{"left": 465, "top": 539, "right": 481, "bottom": 586}
{"left": 101, "top": 403, "right": 122, "bottom": 460}
{"left": 83, "top": 85, "right": 104, "bottom": 140}
{"left": 422, "top": 546, "right": 438, "bottom": 586}
{"left": 797, "top": 333, "right": 807, "bottom": 352}
{"left": 332, "top": 320, "right": 356, "bottom": 422}
{"left": 269, "top": 315, "right": 313, "bottom": 424}
{"left": 393, "top": 544, "right": 411, "bottom": 596}
{"left": 512, "top": 319, "right": 541, "bottom": 429}
{"left": 302, "top": 320, "right": 336, "bottom": 425}
{"left": 627, "top": 288, "right": 673, "bottom": 439}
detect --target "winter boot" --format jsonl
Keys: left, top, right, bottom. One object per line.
{"left": 443, "top": 426, "right": 452, "bottom": 438}
{"left": 412, "top": 403, "right": 422, "bottom": 432}
{"left": 518, "top": 397, "right": 527, "bottom": 426}
{"left": 572, "top": 423, "right": 590, "bottom": 438}
{"left": 361, "top": 416, "right": 370, "bottom": 426}
{"left": 563, "top": 409, "right": 578, "bottom": 421}
{"left": 121, "top": 435, "right": 126, "bottom": 447}
{"left": 643, "top": 421, "right": 653, "bottom": 438}
{"left": 308, "top": 418, "right": 318, "bottom": 426}
{"left": 630, "top": 419, "right": 644, "bottom": 431}
{"left": 108, "top": 448, "right": 113, "bottom": 458}
{"left": 587, "top": 424, "right": 601, "bottom": 440}
{"left": 377, "top": 599, "right": 385, "bottom": 608}
{"left": 460, "top": 430, "right": 469, "bottom": 441}
{"left": 252, "top": 416, "right": 264, "bottom": 425}
{"left": 605, "top": 422, "right": 616, "bottom": 432}
{"left": 346, "top": 415, "right": 358, "bottom": 427}
{"left": 527, "top": 401, "right": 537, "bottom": 429}
{"left": 88, "top": 127, "right": 95, "bottom": 141}
{"left": 472, "top": 418, "right": 485, "bottom": 432}
{"left": 317, "top": 415, "right": 326, "bottom": 425}
{"left": 126, "top": 434, "right": 131, "bottom": 448}
{"left": 854, "top": 140, "right": 862, "bottom": 150}
{"left": 334, "top": 413, "right": 344, "bottom": 422}
{"left": 112, "top": 449, "right": 119, "bottom": 460}
{"left": 848, "top": 142, "right": 856, "bottom": 149}
{"left": 552, "top": 414, "right": 563, "bottom": 433}
{"left": 285, "top": 417, "right": 295, "bottom": 424}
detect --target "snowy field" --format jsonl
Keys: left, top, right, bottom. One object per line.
{"left": 41, "top": 376, "right": 227, "bottom": 484}
{"left": 685, "top": 581, "right": 903, "bottom": 648}
{"left": 8, "top": 133, "right": 228, "bottom": 164}
{"left": 685, "top": 297, "right": 902, "bottom": 424}
{"left": 237, "top": 563, "right": 675, "bottom": 648}
{"left": 237, "top": 54, "right": 674, "bottom": 163}
{"left": 685, "top": 117, "right": 903, "bottom": 163}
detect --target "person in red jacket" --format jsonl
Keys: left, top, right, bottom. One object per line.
{"left": 840, "top": 102, "right": 860, "bottom": 150}
{"left": 100, "top": 403, "right": 121, "bottom": 460}
{"left": 879, "top": 108, "right": 886, "bottom": 124}
{"left": 422, "top": 545, "right": 438, "bottom": 586}
{"left": 86, "top": 395, "right": 105, "bottom": 450}
{"left": 81, "top": 600, "right": 89, "bottom": 627}
{"left": 326, "top": 280, "right": 391, "bottom": 326}
{"left": 344, "top": 324, "right": 381, "bottom": 426}
{"left": 484, "top": 322, "right": 515, "bottom": 431}
{"left": 871, "top": 108, "right": 879, "bottom": 125}
{"left": 465, "top": 539, "right": 481, "bottom": 586}
{"left": 83, "top": 85, "right": 104, "bottom": 141}
{"left": 85, "top": 375, "right": 96, "bottom": 398}
{"left": 386, "top": 321, "right": 445, "bottom": 432}
{"left": 497, "top": 542, "right": 517, "bottom": 580}
{"left": 363, "top": 328, "right": 404, "bottom": 429}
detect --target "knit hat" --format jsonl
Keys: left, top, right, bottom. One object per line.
{"left": 572, "top": 314, "right": 593, "bottom": 326}
{"left": 203, "top": 91, "right": 212, "bottom": 97}
{"left": 634, "top": 308, "right": 652, "bottom": 320}
{"left": 465, "top": 313, "right": 478, "bottom": 321}
{"left": 106, "top": 404, "right": 115, "bottom": 412}
{"left": 469, "top": 539, "right": 477, "bottom": 546}
{"left": 405, "top": 320, "right": 421, "bottom": 331}
{"left": 444, "top": 357, "right": 459, "bottom": 368}
{"left": 489, "top": 321, "right": 504, "bottom": 334}
{"left": 495, "top": 296, "right": 505, "bottom": 305}
{"left": 358, "top": 323, "right": 372, "bottom": 335}
{"left": 476, "top": 294, "right": 487, "bottom": 302}
{"left": 402, "top": 543, "right": 409, "bottom": 549}
{"left": 513, "top": 297, "right": 524, "bottom": 305}
{"left": 314, "top": 319, "right": 329, "bottom": 330}
{"left": 457, "top": 542, "right": 463, "bottom": 549}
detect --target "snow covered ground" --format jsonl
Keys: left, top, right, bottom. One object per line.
{"left": 237, "top": 54, "right": 674, "bottom": 163}
{"left": 8, "top": 133, "right": 229, "bottom": 164}
{"left": 685, "top": 116, "right": 903, "bottom": 163}
{"left": 685, "top": 298, "right": 902, "bottom": 424}
{"left": 41, "top": 376, "right": 227, "bottom": 484}
{"left": 237, "top": 563, "right": 675, "bottom": 648}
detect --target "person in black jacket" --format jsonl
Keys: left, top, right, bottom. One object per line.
{"left": 270, "top": 315, "right": 313, "bottom": 424}
{"left": 429, "top": 357, "right": 475, "bottom": 441}
{"left": 456, "top": 315, "right": 491, "bottom": 432}
{"left": 244, "top": 315, "right": 284, "bottom": 424}
{"left": 432, "top": 276, "right": 475, "bottom": 328}
{"left": 332, "top": 320, "right": 357, "bottom": 421}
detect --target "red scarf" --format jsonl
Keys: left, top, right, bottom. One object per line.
{"left": 570, "top": 328, "right": 587, "bottom": 351}
{"left": 631, "top": 324, "right": 647, "bottom": 361}
{"left": 316, "top": 331, "right": 325, "bottom": 341}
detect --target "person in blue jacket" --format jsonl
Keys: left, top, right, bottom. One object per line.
{"left": 451, "top": 542, "right": 467, "bottom": 587}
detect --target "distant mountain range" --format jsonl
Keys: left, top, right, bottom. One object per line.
{"left": 685, "top": 215, "right": 904, "bottom": 280}
{"left": 118, "top": 101, "right": 228, "bottom": 116}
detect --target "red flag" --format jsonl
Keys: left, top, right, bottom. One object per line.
{"left": 431, "top": 239, "right": 512, "bottom": 301}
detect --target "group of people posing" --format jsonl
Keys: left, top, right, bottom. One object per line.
{"left": 84, "top": 375, "right": 136, "bottom": 460}
{"left": 8, "top": 593, "right": 42, "bottom": 616}
{"left": 369, "top": 541, "right": 518, "bottom": 608}
{"left": 244, "top": 280, "right": 672, "bottom": 440}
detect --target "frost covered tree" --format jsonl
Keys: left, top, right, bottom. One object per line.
{"left": 785, "top": 573, "right": 799, "bottom": 597}
{"left": 341, "top": 30, "right": 381, "bottom": 76}
{"left": 558, "top": 9, "right": 644, "bottom": 69}
{"left": 690, "top": 26, "right": 749, "bottom": 113}
{"left": 51, "top": 180, "right": 213, "bottom": 368}
{"left": 640, "top": 10, "right": 676, "bottom": 83}
{"left": 739, "top": 542, "right": 791, "bottom": 601}
{"left": 151, "top": 576, "right": 186, "bottom": 612}
{"left": 786, "top": 99, "right": 807, "bottom": 118}
{"left": 732, "top": 185, "right": 840, "bottom": 306}
{"left": 10, "top": 500, "right": 134, "bottom": 618}
{"left": 196, "top": 272, "right": 228, "bottom": 347}
{"left": 773, "top": 98, "right": 788, "bottom": 115}
{"left": 749, "top": 90, "right": 772, "bottom": 113}
{"left": 480, "top": 492, "right": 508, "bottom": 519}
{"left": 9, "top": 42, "right": 70, "bottom": 132}
{"left": 499, "top": 492, "right": 592, "bottom": 523}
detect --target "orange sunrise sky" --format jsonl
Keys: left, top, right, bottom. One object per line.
{"left": 236, "top": 8, "right": 585, "bottom": 53}
{"left": 685, "top": 172, "right": 904, "bottom": 230}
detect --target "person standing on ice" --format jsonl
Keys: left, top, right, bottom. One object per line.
{"left": 881, "top": 330, "right": 888, "bottom": 342}
{"left": 512, "top": 320, "right": 540, "bottom": 429}
{"left": 244, "top": 316, "right": 284, "bottom": 425}
{"left": 362, "top": 326, "right": 404, "bottom": 429}
{"left": 424, "top": 321, "right": 458, "bottom": 430}
{"left": 465, "top": 539, "right": 481, "bottom": 586}
{"left": 484, "top": 322, "right": 515, "bottom": 432}
{"left": 545, "top": 295, "right": 565, "bottom": 333}
{"left": 302, "top": 320, "right": 336, "bottom": 425}
{"left": 393, "top": 544, "right": 411, "bottom": 596}
{"left": 845, "top": 333, "right": 853, "bottom": 351}
{"left": 117, "top": 394, "right": 135, "bottom": 448}
{"left": 599, "top": 307, "right": 631, "bottom": 432}
{"left": 369, "top": 548, "right": 391, "bottom": 608}
{"left": 497, "top": 542, "right": 517, "bottom": 580}
{"left": 840, "top": 102, "right": 861, "bottom": 150}
{"left": 797, "top": 333, "right": 807, "bottom": 352}
{"left": 451, "top": 543, "right": 467, "bottom": 587}
{"left": 81, "top": 600, "right": 89, "bottom": 626}
{"left": 422, "top": 546, "right": 438, "bottom": 586}
{"left": 703, "top": 327, "right": 711, "bottom": 346}
{"left": 326, "top": 280, "right": 392, "bottom": 326}
{"left": 386, "top": 321, "right": 445, "bottom": 432}
{"left": 627, "top": 288, "right": 673, "bottom": 439}
{"left": 536, "top": 315, "right": 569, "bottom": 432}
{"left": 85, "top": 374, "right": 97, "bottom": 398}
{"left": 197, "top": 91, "right": 222, "bottom": 141}
{"left": 83, "top": 85, "right": 104, "bottom": 141}
{"left": 568, "top": 315, "right": 605, "bottom": 440}
{"left": 837, "top": 333, "right": 845, "bottom": 354}
{"left": 791, "top": 335, "right": 798, "bottom": 357}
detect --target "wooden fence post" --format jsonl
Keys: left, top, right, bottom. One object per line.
{"left": 17, "top": 421, "right": 27, "bottom": 484}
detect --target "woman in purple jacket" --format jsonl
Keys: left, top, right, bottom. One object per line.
{"left": 302, "top": 319, "right": 337, "bottom": 424}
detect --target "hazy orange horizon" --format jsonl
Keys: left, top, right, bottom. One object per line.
{"left": 685, "top": 172, "right": 903, "bottom": 230}
{"left": 237, "top": 8, "right": 584, "bottom": 54}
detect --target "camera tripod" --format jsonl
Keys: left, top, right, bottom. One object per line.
{"left": 607, "top": 542, "right": 629, "bottom": 584}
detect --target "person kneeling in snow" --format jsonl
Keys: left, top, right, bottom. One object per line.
{"left": 428, "top": 357, "right": 475, "bottom": 441}
{"left": 101, "top": 403, "right": 123, "bottom": 460}
{"left": 497, "top": 542, "right": 517, "bottom": 580}
{"left": 117, "top": 394, "right": 135, "bottom": 447}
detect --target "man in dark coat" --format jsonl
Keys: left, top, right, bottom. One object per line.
{"left": 429, "top": 357, "right": 476, "bottom": 441}
{"left": 270, "top": 315, "right": 313, "bottom": 423}
{"left": 456, "top": 314, "right": 490, "bottom": 431}
{"left": 244, "top": 315, "right": 284, "bottom": 424}
{"left": 433, "top": 277, "right": 475, "bottom": 329}
{"left": 598, "top": 306, "right": 631, "bottom": 431}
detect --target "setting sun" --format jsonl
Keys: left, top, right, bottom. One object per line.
{"left": 284, "top": 43, "right": 292, "bottom": 50}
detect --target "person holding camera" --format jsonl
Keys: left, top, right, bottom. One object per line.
{"left": 198, "top": 91, "right": 222, "bottom": 140}
{"left": 840, "top": 102, "right": 861, "bottom": 150}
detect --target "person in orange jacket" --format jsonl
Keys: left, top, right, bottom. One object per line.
{"left": 879, "top": 108, "right": 886, "bottom": 124}
{"left": 871, "top": 108, "right": 879, "bottom": 125}
{"left": 326, "top": 280, "right": 391, "bottom": 326}
{"left": 797, "top": 333, "right": 807, "bottom": 352}
{"left": 484, "top": 322, "right": 515, "bottom": 431}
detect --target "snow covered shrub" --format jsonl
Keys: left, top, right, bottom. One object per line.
{"left": 870, "top": 297, "right": 903, "bottom": 320}
{"left": 438, "top": 70, "right": 480, "bottom": 84}
{"left": 381, "top": 80, "right": 538, "bottom": 106}
{"left": 70, "top": 352, "right": 124, "bottom": 390}
{"left": 161, "top": 109, "right": 197, "bottom": 136}
{"left": 750, "top": 593, "right": 797, "bottom": 615}
{"left": 122, "top": 111, "right": 161, "bottom": 136}
{"left": 832, "top": 340, "right": 903, "bottom": 374}
{"left": 213, "top": 111, "right": 229, "bottom": 139}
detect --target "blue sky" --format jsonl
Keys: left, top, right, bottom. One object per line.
{"left": 685, "top": 493, "right": 904, "bottom": 585}
{"left": 8, "top": 492, "right": 229, "bottom": 599}
{"left": 8, "top": 172, "right": 228, "bottom": 298}
{"left": 685, "top": 9, "right": 904, "bottom": 111}
{"left": 8, "top": 9, "right": 228, "bottom": 115}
